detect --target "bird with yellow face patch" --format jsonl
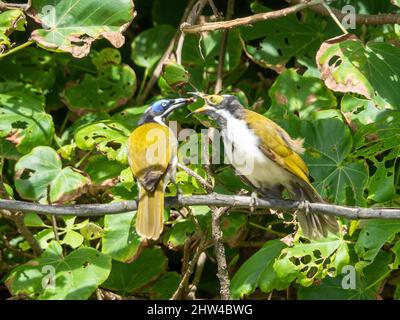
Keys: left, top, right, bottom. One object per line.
{"left": 190, "top": 93, "right": 338, "bottom": 239}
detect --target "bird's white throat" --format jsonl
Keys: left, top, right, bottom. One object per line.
{"left": 216, "top": 109, "right": 292, "bottom": 189}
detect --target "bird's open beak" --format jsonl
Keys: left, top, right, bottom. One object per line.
{"left": 186, "top": 92, "right": 214, "bottom": 115}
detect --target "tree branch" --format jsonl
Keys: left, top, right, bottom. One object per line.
{"left": 1, "top": 193, "right": 400, "bottom": 219}
{"left": 289, "top": 0, "right": 400, "bottom": 25}
{"left": 181, "top": 0, "right": 324, "bottom": 33}
{"left": 211, "top": 207, "right": 231, "bottom": 300}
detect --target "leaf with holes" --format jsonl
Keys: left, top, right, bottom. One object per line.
{"left": 267, "top": 69, "right": 336, "bottom": 120}
{"left": 102, "top": 211, "right": 141, "bottom": 262}
{"left": 355, "top": 220, "right": 400, "bottom": 270}
{"left": 0, "top": 47, "right": 56, "bottom": 89}
{"left": 240, "top": 3, "right": 336, "bottom": 71}
{"left": 298, "top": 250, "right": 392, "bottom": 300}
{"left": 74, "top": 120, "right": 130, "bottom": 164}
{"left": 274, "top": 236, "right": 349, "bottom": 287}
{"left": 28, "top": 0, "right": 136, "bottom": 58}
{"left": 102, "top": 247, "right": 167, "bottom": 295}
{"left": 0, "top": 9, "right": 26, "bottom": 48}
{"left": 230, "top": 239, "right": 287, "bottom": 299}
{"left": 63, "top": 64, "right": 136, "bottom": 112}
{"left": 15, "top": 146, "right": 90, "bottom": 203}
{"left": 6, "top": 241, "right": 111, "bottom": 299}
{"left": 0, "top": 83, "right": 54, "bottom": 156}
{"left": 317, "top": 34, "right": 400, "bottom": 108}
{"left": 367, "top": 149, "right": 398, "bottom": 203}
{"left": 281, "top": 118, "right": 368, "bottom": 205}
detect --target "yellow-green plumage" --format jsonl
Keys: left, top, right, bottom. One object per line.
{"left": 128, "top": 123, "right": 176, "bottom": 240}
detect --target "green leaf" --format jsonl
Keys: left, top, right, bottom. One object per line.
{"left": 15, "top": 146, "right": 90, "bottom": 203}
{"left": 84, "top": 155, "right": 126, "bottom": 184}
{"left": 28, "top": 0, "right": 136, "bottom": 58}
{"left": 140, "top": 272, "right": 181, "bottom": 300}
{"left": 298, "top": 250, "right": 392, "bottom": 300}
{"left": 24, "top": 213, "right": 46, "bottom": 227}
{"left": 183, "top": 29, "right": 242, "bottom": 74}
{"left": 102, "top": 247, "right": 167, "bottom": 295}
{"left": 317, "top": 34, "right": 400, "bottom": 108}
{"left": 102, "top": 211, "right": 141, "bottom": 262}
{"left": 282, "top": 118, "right": 368, "bottom": 205}
{"left": 267, "top": 69, "right": 336, "bottom": 120}
{"left": 74, "top": 120, "right": 130, "bottom": 164}
{"left": 62, "top": 230, "right": 84, "bottom": 249}
{"left": 230, "top": 239, "right": 286, "bottom": 299}
{"left": 111, "top": 106, "right": 148, "bottom": 130}
{"left": 274, "top": 236, "right": 349, "bottom": 287}
{"left": 163, "top": 219, "right": 196, "bottom": 248}
{"left": 19, "top": 229, "right": 55, "bottom": 251}
{"left": 221, "top": 213, "right": 247, "bottom": 242}
{"left": 0, "top": 9, "right": 26, "bottom": 48}
{"left": 367, "top": 149, "right": 397, "bottom": 202}
{"left": 0, "top": 48, "right": 56, "bottom": 89}
{"left": 355, "top": 220, "right": 400, "bottom": 269}
{"left": 162, "top": 62, "right": 190, "bottom": 89}
{"left": 0, "top": 83, "right": 54, "bottom": 155}
{"left": 63, "top": 64, "right": 136, "bottom": 112}
{"left": 240, "top": 6, "right": 335, "bottom": 70}
{"left": 7, "top": 241, "right": 111, "bottom": 299}
{"left": 392, "top": 0, "right": 400, "bottom": 8}
{"left": 131, "top": 24, "right": 175, "bottom": 70}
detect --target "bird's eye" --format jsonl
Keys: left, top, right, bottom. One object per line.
{"left": 161, "top": 102, "right": 167, "bottom": 107}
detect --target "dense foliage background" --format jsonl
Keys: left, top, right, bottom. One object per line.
{"left": 0, "top": 0, "right": 400, "bottom": 300}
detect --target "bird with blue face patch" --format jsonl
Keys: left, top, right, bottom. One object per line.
{"left": 128, "top": 98, "right": 193, "bottom": 240}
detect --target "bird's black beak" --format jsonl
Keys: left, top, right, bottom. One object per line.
{"left": 163, "top": 97, "right": 194, "bottom": 117}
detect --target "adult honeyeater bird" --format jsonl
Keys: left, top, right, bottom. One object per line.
{"left": 128, "top": 98, "right": 192, "bottom": 240}
{"left": 191, "top": 93, "right": 338, "bottom": 239}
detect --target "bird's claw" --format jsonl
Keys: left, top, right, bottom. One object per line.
{"left": 250, "top": 191, "right": 259, "bottom": 212}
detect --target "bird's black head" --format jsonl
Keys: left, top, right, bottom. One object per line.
{"left": 189, "top": 93, "right": 244, "bottom": 127}
{"left": 138, "top": 98, "right": 193, "bottom": 125}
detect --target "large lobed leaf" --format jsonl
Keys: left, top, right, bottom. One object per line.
{"left": 0, "top": 83, "right": 54, "bottom": 156}
{"left": 317, "top": 34, "right": 400, "bottom": 108}
{"left": 14, "top": 146, "right": 90, "bottom": 203}
{"left": 28, "top": 0, "right": 136, "bottom": 57}
{"left": 6, "top": 241, "right": 111, "bottom": 300}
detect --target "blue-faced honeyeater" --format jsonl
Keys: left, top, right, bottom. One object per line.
{"left": 191, "top": 93, "right": 339, "bottom": 239}
{"left": 128, "top": 98, "right": 192, "bottom": 240}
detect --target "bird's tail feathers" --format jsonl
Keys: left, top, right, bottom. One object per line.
{"left": 291, "top": 179, "right": 339, "bottom": 239}
{"left": 136, "top": 183, "right": 164, "bottom": 240}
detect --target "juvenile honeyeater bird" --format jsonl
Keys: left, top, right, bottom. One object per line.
{"left": 190, "top": 93, "right": 338, "bottom": 239}
{"left": 128, "top": 98, "right": 192, "bottom": 240}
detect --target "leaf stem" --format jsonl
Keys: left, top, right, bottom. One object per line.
{"left": 0, "top": 40, "right": 34, "bottom": 59}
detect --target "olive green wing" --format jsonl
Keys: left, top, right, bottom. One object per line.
{"left": 244, "top": 110, "right": 310, "bottom": 184}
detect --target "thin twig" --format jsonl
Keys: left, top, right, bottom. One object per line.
{"left": 12, "top": 213, "right": 42, "bottom": 257}
{"left": 2, "top": 194, "right": 400, "bottom": 219}
{"left": 136, "top": 0, "right": 196, "bottom": 104}
{"left": 214, "top": 0, "right": 234, "bottom": 94}
{"left": 211, "top": 207, "right": 231, "bottom": 300}
{"left": 177, "top": 163, "right": 213, "bottom": 193}
{"left": 0, "top": 1, "right": 29, "bottom": 11}
{"left": 322, "top": 1, "right": 348, "bottom": 34}
{"left": 181, "top": 0, "right": 324, "bottom": 33}
{"left": 171, "top": 235, "right": 207, "bottom": 300}
{"left": 187, "top": 251, "right": 207, "bottom": 299}
{"left": 176, "top": 0, "right": 207, "bottom": 65}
